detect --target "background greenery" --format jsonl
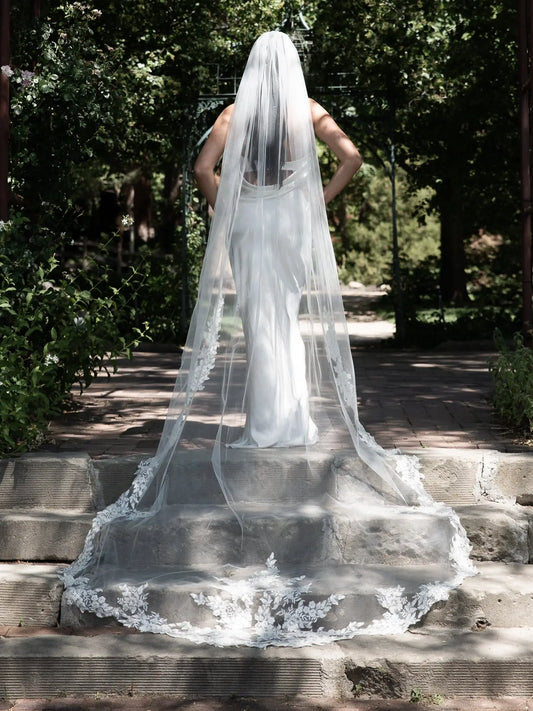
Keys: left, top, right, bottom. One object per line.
{"left": 1, "top": 0, "right": 528, "bottom": 451}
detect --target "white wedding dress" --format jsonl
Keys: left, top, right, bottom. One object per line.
{"left": 60, "top": 32, "right": 475, "bottom": 648}
{"left": 229, "top": 160, "right": 318, "bottom": 448}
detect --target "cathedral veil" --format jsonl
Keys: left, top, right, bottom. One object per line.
{"left": 60, "top": 31, "right": 475, "bottom": 647}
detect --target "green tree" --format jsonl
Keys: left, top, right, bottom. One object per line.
{"left": 312, "top": 0, "right": 518, "bottom": 305}
{"left": 9, "top": 1, "right": 306, "bottom": 236}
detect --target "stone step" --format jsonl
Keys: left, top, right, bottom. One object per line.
{"left": 93, "top": 449, "right": 533, "bottom": 509}
{"left": 34, "top": 500, "right": 465, "bottom": 568}
{"left": 95, "top": 450, "right": 389, "bottom": 508}
{"left": 0, "top": 449, "right": 530, "bottom": 512}
{"left": 59, "top": 560, "right": 463, "bottom": 631}
{"left": 456, "top": 502, "right": 532, "bottom": 564}
{"left": 0, "top": 510, "right": 93, "bottom": 561}
{"left": 0, "top": 563, "right": 65, "bottom": 626}
{"left": 60, "top": 560, "right": 533, "bottom": 634}
{"left": 419, "top": 561, "right": 533, "bottom": 630}
{"left": 0, "top": 500, "right": 530, "bottom": 565}
{"left": 1, "top": 558, "right": 530, "bottom": 635}
{"left": 413, "top": 449, "right": 533, "bottom": 506}
{"left": 0, "top": 453, "right": 94, "bottom": 511}
{"left": 1, "top": 628, "right": 533, "bottom": 698}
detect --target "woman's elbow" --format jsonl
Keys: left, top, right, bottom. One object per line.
{"left": 349, "top": 148, "right": 363, "bottom": 173}
{"left": 193, "top": 161, "right": 210, "bottom": 184}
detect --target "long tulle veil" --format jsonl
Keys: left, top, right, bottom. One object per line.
{"left": 60, "top": 31, "right": 475, "bottom": 647}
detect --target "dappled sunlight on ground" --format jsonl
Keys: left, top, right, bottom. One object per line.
{"left": 43, "top": 289, "right": 527, "bottom": 456}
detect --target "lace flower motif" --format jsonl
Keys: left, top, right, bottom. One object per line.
{"left": 61, "top": 552, "right": 473, "bottom": 647}
{"left": 190, "top": 554, "right": 344, "bottom": 642}
{"left": 324, "top": 323, "right": 356, "bottom": 407}
{"left": 188, "top": 296, "right": 224, "bottom": 396}
{"left": 117, "top": 583, "right": 149, "bottom": 615}
{"left": 59, "top": 456, "right": 160, "bottom": 583}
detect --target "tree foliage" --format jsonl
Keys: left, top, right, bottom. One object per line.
{"left": 1, "top": 0, "right": 524, "bottom": 451}
{"left": 312, "top": 0, "right": 518, "bottom": 305}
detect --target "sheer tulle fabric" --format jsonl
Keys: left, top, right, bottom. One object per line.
{"left": 60, "top": 32, "right": 475, "bottom": 647}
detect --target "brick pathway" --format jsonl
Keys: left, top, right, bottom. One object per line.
{"left": 44, "top": 341, "right": 522, "bottom": 458}
{"left": 354, "top": 346, "right": 513, "bottom": 451}
{"left": 41, "top": 285, "right": 529, "bottom": 457}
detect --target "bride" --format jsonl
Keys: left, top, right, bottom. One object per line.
{"left": 60, "top": 31, "right": 475, "bottom": 648}
{"left": 194, "top": 77, "right": 361, "bottom": 448}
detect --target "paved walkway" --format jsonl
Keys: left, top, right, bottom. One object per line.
{"left": 43, "top": 288, "right": 525, "bottom": 458}
{"left": 45, "top": 345, "right": 516, "bottom": 457}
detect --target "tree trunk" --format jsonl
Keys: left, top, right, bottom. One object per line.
{"left": 0, "top": 0, "right": 10, "bottom": 222}
{"left": 133, "top": 175, "right": 153, "bottom": 244}
{"left": 157, "top": 165, "right": 181, "bottom": 251}
{"left": 438, "top": 176, "right": 469, "bottom": 305}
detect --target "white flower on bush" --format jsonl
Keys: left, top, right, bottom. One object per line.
{"left": 121, "top": 214, "right": 134, "bottom": 228}
{"left": 20, "top": 70, "right": 35, "bottom": 87}
{"left": 1, "top": 65, "right": 35, "bottom": 86}
{"left": 0, "top": 220, "right": 9, "bottom": 232}
{"left": 44, "top": 353, "right": 60, "bottom": 366}
{"left": 73, "top": 316, "right": 86, "bottom": 328}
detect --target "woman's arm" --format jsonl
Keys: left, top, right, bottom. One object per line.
{"left": 310, "top": 99, "right": 362, "bottom": 204}
{"left": 193, "top": 105, "right": 234, "bottom": 209}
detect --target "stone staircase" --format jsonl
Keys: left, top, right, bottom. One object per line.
{"left": 0, "top": 449, "right": 532, "bottom": 700}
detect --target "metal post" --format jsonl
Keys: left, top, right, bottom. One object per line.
{"left": 519, "top": 0, "right": 533, "bottom": 341}
{"left": 389, "top": 118, "right": 405, "bottom": 344}
{"left": 180, "top": 119, "right": 191, "bottom": 341}
{"left": 0, "top": 0, "right": 10, "bottom": 222}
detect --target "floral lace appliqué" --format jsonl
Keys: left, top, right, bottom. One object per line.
{"left": 61, "top": 552, "right": 472, "bottom": 648}
{"left": 59, "top": 456, "right": 160, "bottom": 587}
{"left": 188, "top": 295, "right": 223, "bottom": 396}
{"left": 324, "top": 323, "right": 357, "bottom": 408}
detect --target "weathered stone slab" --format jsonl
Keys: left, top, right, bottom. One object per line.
{"left": 0, "top": 453, "right": 94, "bottom": 511}
{"left": 0, "top": 511, "right": 92, "bottom": 561}
{"left": 0, "top": 563, "right": 64, "bottom": 626}
{"left": 494, "top": 453, "right": 533, "bottom": 504}
{"left": 420, "top": 561, "right": 533, "bottom": 630}
{"left": 455, "top": 504, "right": 530, "bottom": 563}
{"left": 413, "top": 449, "right": 482, "bottom": 505}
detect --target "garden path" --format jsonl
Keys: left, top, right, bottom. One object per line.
{"left": 44, "top": 285, "right": 525, "bottom": 457}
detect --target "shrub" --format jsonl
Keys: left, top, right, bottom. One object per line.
{"left": 0, "top": 218, "right": 147, "bottom": 455}
{"left": 490, "top": 330, "right": 533, "bottom": 433}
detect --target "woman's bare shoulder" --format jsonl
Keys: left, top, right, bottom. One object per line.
{"left": 309, "top": 98, "right": 329, "bottom": 124}
{"left": 219, "top": 104, "right": 234, "bottom": 122}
